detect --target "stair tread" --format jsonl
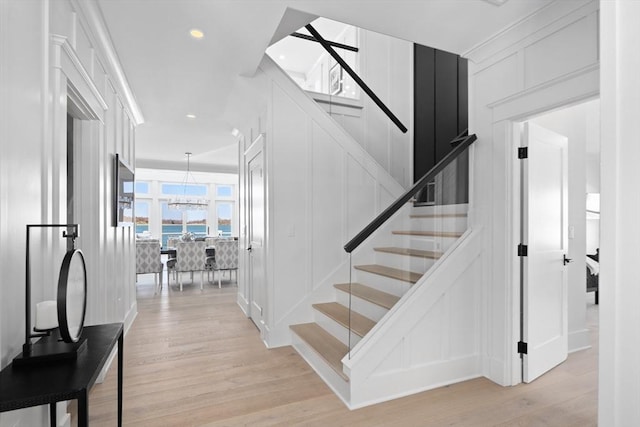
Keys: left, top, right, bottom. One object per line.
{"left": 409, "top": 213, "right": 467, "bottom": 218}
{"left": 312, "top": 302, "right": 376, "bottom": 337}
{"left": 290, "top": 323, "right": 349, "bottom": 381}
{"left": 334, "top": 283, "right": 400, "bottom": 310}
{"left": 374, "top": 246, "right": 443, "bottom": 259}
{"left": 392, "top": 230, "right": 463, "bottom": 238}
{"left": 354, "top": 264, "right": 422, "bottom": 284}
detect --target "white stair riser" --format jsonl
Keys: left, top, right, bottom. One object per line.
{"left": 411, "top": 203, "right": 469, "bottom": 216}
{"left": 391, "top": 235, "right": 440, "bottom": 252}
{"left": 290, "top": 334, "right": 351, "bottom": 401}
{"left": 352, "top": 271, "right": 414, "bottom": 296}
{"left": 373, "top": 251, "right": 437, "bottom": 273}
{"left": 393, "top": 235, "right": 459, "bottom": 252}
{"left": 314, "top": 309, "right": 363, "bottom": 347}
{"left": 335, "top": 290, "right": 390, "bottom": 322}
{"left": 409, "top": 216, "right": 468, "bottom": 233}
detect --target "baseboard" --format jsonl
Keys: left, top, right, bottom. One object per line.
{"left": 568, "top": 328, "right": 591, "bottom": 353}
{"left": 96, "top": 301, "right": 138, "bottom": 384}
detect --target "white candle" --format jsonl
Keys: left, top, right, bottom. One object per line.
{"left": 35, "top": 300, "right": 58, "bottom": 330}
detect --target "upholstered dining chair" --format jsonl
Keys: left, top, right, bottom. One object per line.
{"left": 135, "top": 239, "right": 163, "bottom": 294}
{"left": 208, "top": 239, "right": 238, "bottom": 288}
{"left": 172, "top": 241, "right": 208, "bottom": 291}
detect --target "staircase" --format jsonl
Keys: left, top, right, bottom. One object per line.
{"left": 290, "top": 203, "right": 469, "bottom": 406}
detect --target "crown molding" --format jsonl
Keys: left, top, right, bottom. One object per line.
{"left": 51, "top": 34, "right": 108, "bottom": 118}
{"left": 70, "top": 0, "right": 144, "bottom": 126}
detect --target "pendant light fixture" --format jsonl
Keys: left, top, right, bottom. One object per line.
{"left": 167, "top": 152, "right": 209, "bottom": 211}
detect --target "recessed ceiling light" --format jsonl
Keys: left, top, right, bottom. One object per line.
{"left": 231, "top": 128, "right": 241, "bottom": 137}
{"left": 186, "top": 114, "right": 196, "bottom": 119}
{"left": 279, "top": 54, "right": 286, "bottom": 60}
{"left": 190, "top": 29, "right": 204, "bottom": 39}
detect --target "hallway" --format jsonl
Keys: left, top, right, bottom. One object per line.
{"left": 84, "top": 278, "right": 598, "bottom": 426}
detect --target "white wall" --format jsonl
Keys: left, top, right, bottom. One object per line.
{"left": 304, "top": 25, "right": 359, "bottom": 98}
{"left": 599, "top": 1, "right": 640, "bottom": 424}
{"left": 314, "top": 29, "right": 413, "bottom": 189}
{"left": 235, "top": 56, "right": 404, "bottom": 348}
{"left": 0, "top": 1, "right": 140, "bottom": 425}
{"left": 466, "top": 0, "right": 598, "bottom": 386}
{"left": 530, "top": 99, "right": 599, "bottom": 352}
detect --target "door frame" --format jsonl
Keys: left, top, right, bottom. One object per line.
{"left": 506, "top": 96, "right": 597, "bottom": 385}
{"left": 514, "top": 121, "right": 570, "bottom": 383}
{"left": 242, "top": 133, "right": 266, "bottom": 327}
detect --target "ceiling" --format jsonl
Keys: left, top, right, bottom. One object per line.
{"left": 97, "top": 0, "right": 559, "bottom": 173}
{"left": 266, "top": 18, "right": 353, "bottom": 77}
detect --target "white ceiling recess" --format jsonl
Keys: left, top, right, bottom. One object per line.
{"left": 97, "top": 0, "right": 557, "bottom": 172}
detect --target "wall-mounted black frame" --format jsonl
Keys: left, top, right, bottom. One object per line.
{"left": 113, "top": 153, "right": 134, "bottom": 227}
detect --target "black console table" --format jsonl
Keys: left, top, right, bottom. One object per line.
{"left": 0, "top": 323, "right": 123, "bottom": 426}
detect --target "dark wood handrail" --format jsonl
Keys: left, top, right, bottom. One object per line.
{"left": 305, "top": 24, "right": 408, "bottom": 134}
{"left": 344, "top": 130, "right": 476, "bottom": 253}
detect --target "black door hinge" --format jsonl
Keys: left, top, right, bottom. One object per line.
{"left": 518, "top": 341, "right": 528, "bottom": 354}
{"left": 518, "top": 147, "right": 528, "bottom": 159}
{"left": 518, "top": 244, "right": 528, "bottom": 257}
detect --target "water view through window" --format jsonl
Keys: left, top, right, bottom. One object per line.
{"left": 134, "top": 174, "right": 236, "bottom": 247}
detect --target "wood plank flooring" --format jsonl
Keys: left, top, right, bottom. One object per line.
{"left": 82, "top": 277, "right": 598, "bottom": 426}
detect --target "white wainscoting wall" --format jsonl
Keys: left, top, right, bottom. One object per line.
{"left": 465, "top": 0, "right": 599, "bottom": 386}
{"left": 0, "top": 1, "right": 140, "bottom": 425}
{"left": 236, "top": 55, "right": 405, "bottom": 348}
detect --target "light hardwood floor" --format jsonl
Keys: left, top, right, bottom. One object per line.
{"left": 83, "top": 275, "right": 598, "bottom": 426}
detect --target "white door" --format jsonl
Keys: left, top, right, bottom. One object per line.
{"left": 522, "top": 122, "right": 569, "bottom": 383}
{"left": 247, "top": 142, "right": 266, "bottom": 336}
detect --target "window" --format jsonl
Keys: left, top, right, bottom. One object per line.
{"left": 135, "top": 181, "right": 149, "bottom": 194}
{"left": 186, "top": 210, "right": 207, "bottom": 237}
{"left": 135, "top": 201, "right": 150, "bottom": 234}
{"left": 161, "top": 202, "right": 183, "bottom": 248}
{"left": 216, "top": 185, "right": 233, "bottom": 198}
{"left": 162, "top": 183, "right": 207, "bottom": 196}
{"left": 160, "top": 202, "right": 209, "bottom": 247}
{"left": 216, "top": 202, "right": 233, "bottom": 237}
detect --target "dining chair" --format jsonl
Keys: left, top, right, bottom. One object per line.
{"left": 173, "top": 241, "right": 208, "bottom": 291}
{"left": 135, "top": 239, "right": 163, "bottom": 294}
{"left": 208, "top": 239, "right": 238, "bottom": 288}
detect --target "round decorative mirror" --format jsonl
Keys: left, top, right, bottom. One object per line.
{"left": 57, "top": 249, "right": 87, "bottom": 343}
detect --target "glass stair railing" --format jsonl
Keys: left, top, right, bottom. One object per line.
{"left": 343, "top": 130, "right": 477, "bottom": 356}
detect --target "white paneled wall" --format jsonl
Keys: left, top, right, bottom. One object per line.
{"left": 314, "top": 28, "right": 413, "bottom": 189}
{"left": 345, "top": 230, "right": 483, "bottom": 408}
{"left": 237, "top": 56, "right": 404, "bottom": 348}
{"left": 599, "top": 1, "right": 640, "bottom": 424}
{"left": 466, "top": 0, "right": 598, "bottom": 386}
{"left": 0, "top": 1, "right": 140, "bottom": 425}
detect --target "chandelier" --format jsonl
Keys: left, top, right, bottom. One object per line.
{"left": 167, "top": 152, "right": 209, "bottom": 211}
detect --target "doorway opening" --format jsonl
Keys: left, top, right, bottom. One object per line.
{"left": 514, "top": 98, "right": 600, "bottom": 383}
